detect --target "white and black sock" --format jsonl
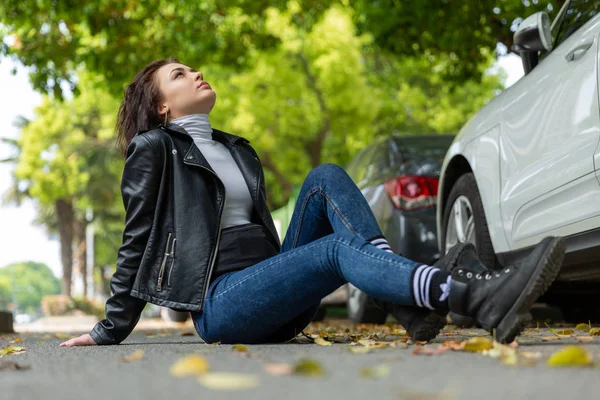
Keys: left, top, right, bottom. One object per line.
{"left": 369, "top": 235, "right": 393, "bottom": 253}
{"left": 410, "top": 265, "right": 452, "bottom": 310}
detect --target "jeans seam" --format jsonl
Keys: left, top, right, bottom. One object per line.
{"left": 291, "top": 187, "right": 320, "bottom": 248}
{"left": 291, "top": 187, "right": 356, "bottom": 249}
{"left": 210, "top": 235, "right": 408, "bottom": 301}
{"left": 320, "top": 188, "right": 356, "bottom": 233}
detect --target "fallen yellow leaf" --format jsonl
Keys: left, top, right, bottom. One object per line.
{"left": 348, "top": 346, "right": 371, "bottom": 354}
{"left": 547, "top": 346, "right": 593, "bottom": 367}
{"left": 575, "top": 323, "right": 591, "bottom": 331}
{"left": 9, "top": 338, "right": 21, "bottom": 344}
{"left": 0, "top": 346, "right": 25, "bottom": 358}
{"left": 232, "top": 344, "right": 248, "bottom": 352}
{"left": 589, "top": 328, "right": 600, "bottom": 336}
{"left": 294, "top": 358, "right": 325, "bottom": 377}
{"left": 359, "top": 364, "right": 390, "bottom": 379}
{"left": 554, "top": 329, "right": 574, "bottom": 335}
{"left": 119, "top": 350, "right": 144, "bottom": 362}
{"left": 170, "top": 355, "right": 210, "bottom": 377}
{"left": 314, "top": 337, "right": 332, "bottom": 347}
{"left": 197, "top": 372, "right": 260, "bottom": 390}
{"left": 463, "top": 337, "right": 493, "bottom": 352}
{"left": 54, "top": 333, "right": 75, "bottom": 339}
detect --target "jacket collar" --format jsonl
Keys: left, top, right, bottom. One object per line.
{"left": 160, "top": 123, "right": 250, "bottom": 146}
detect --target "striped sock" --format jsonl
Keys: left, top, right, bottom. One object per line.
{"left": 369, "top": 235, "right": 393, "bottom": 253}
{"left": 410, "top": 265, "right": 441, "bottom": 310}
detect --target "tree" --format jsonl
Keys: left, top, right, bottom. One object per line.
{"left": 0, "top": 0, "right": 562, "bottom": 98}
{"left": 12, "top": 76, "right": 123, "bottom": 296}
{"left": 0, "top": 262, "right": 61, "bottom": 314}
{"left": 209, "top": 4, "right": 504, "bottom": 207}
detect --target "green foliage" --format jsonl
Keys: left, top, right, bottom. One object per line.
{"left": 0, "top": 0, "right": 538, "bottom": 270}
{"left": 0, "top": 262, "right": 61, "bottom": 313}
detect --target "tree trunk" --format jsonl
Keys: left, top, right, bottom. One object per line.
{"left": 55, "top": 199, "right": 74, "bottom": 297}
{"left": 73, "top": 219, "right": 88, "bottom": 298}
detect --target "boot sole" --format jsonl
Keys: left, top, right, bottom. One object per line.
{"left": 495, "top": 237, "right": 565, "bottom": 343}
{"left": 411, "top": 312, "right": 448, "bottom": 342}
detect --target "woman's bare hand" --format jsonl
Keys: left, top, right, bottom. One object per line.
{"left": 59, "top": 333, "right": 97, "bottom": 347}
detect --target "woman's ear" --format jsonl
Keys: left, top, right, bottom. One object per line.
{"left": 158, "top": 104, "right": 168, "bottom": 117}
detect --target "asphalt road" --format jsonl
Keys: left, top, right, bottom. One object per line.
{"left": 2, "top": 321, "right": 600, "bottom": 400}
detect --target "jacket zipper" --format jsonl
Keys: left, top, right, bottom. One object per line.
{"left": 192, "top": 164, "right": 226, "bottom": 300}
{"left": 157, "top": 232, "right": 174, "bottom": 291}
{"left": 167, "top": 238, "right": 177, "bottom": 287}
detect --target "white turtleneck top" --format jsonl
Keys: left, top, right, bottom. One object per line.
{"left": 171, "top": 114, "right": 253, "bottom": 228}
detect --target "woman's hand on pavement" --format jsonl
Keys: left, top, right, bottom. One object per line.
{"left": 59, "top": 333, "right": 97, "bottom": 347}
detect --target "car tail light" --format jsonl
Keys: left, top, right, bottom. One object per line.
{"left": 384, "top": 176, "right": 439, "bottom": 211}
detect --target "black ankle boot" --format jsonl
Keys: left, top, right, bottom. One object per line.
{"left": 438, "top": 243, "right": 489, "bottom": 328}
{"left": 448, "top": 236, "right": 565, "bottom": 343}
{"left": 378, "top": 243, "right": 476, "bottom": 342}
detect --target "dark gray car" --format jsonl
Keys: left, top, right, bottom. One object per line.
{"left": 318, "top": 134, "right": 455, "bottom": 323}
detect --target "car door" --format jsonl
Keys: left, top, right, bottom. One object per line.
{"left": 499, "top": 1, "right": 600, "bottom": 249}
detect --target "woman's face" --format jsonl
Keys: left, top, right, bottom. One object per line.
{"left": 156, "top": 63, "right": 216, "bottom": 120}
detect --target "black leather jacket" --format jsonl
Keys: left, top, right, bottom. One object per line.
{"left": 90, "top": 123, "right": 280, "bottom": 345}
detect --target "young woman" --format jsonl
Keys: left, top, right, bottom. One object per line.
{"left": 60, "top": 58, "right": 565, "bottom": 347}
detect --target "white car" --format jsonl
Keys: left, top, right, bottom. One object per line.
{"left": 437, "top": 1, "right": 600, "bottom": 322}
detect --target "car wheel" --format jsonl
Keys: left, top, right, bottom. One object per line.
{"left": 346, "top": 284, "right": 388, "bottom": 324}
{"left": 441, "top": 173, "right": 497, "bottom": 327}
{"left": 161, "top": 307, "right": 190, "bottom": 323}
{"left": 441, "top": 172, "right": 497, "bottom": 269}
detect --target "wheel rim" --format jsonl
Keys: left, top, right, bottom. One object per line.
{"left": 445, "top": 195, "right": 476, "bottom": 254}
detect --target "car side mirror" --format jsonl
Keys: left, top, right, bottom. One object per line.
{"left": 513, "top": 12, "right": 552, "bottom": 74}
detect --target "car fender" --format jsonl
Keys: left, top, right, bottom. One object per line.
{"left": 437, "top": 97, "right": 511, "bottom": 254}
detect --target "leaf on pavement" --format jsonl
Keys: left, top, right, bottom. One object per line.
{"left": 554, "top": 329, "right": 574, "bottom": 336}
{"left": 180, "top": 331, "right": 195, "bottom": 337}
{"left": 463, "top": 337, "right": 493, "bottom": 352}
{"left": 589, "top": 328, "right": 600, "bottom": 336}
{"left": 412, "top": 346, "right": 450, "bottom": 356}
{"left": 170, "top": 355, "right": 210, "bottom": 377}
{"left": 314, "top": 337, "right": 332, "bottom": 347}
{"left": 0, "top": 360, "right": 30, "bottom": 371}
{"left": 0, "top": 346, "right": 25, "bottom": 358}
{"left": 348, "top": 346, "right": 371, "bottom": 354}
{"left": 357, "top": 339, "right": 388, "bottom": 349}
{"left": 9, "top": 338, "right": 21, "bottom": 344}
{"left": 541, "top": 336, "right": 561, "bottom": 341}
{"left": 547, "top": 346, "right": 593, "bottom": 367}
{"left": 441, "top": 340, "right": 466, "bottom": 351}
{"left": 232, "top": 344, "right": 248, "bottom": 352}
{"left": 293, "top": 358, "right": 325, "bottom": 377}
{"left": 263, "top": 362, "right": 294, "bottom": 376}
{"left": 119, "top": 350, "right": 144, "bottom": 362}
{"left": 197, "top": 372, "right": 260, "bottom": 390}
{"left": 54, "top": 333, "right": 75, "bottom": 339}
{"left": 575, "top": 323, "right": 591, "bottom": 331}
{"left": 359, "top": 364, "right": 390, "bottom": 379}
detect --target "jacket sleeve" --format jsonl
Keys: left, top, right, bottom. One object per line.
{"left": 90, "top": 134, "right": 163, "bottom": 345}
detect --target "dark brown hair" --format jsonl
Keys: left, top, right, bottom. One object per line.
{"left": 116, "top": 57, "right": 179, "bottom": 156}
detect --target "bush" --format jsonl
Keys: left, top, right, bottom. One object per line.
{"left": 41, "top": 295, "right": 105, "bottom": 319}
{"left": 71, "top": 297, "right": 106, "bottom": 320}
{"left": 41, "top": 295, "right": 74, "bottom": 316}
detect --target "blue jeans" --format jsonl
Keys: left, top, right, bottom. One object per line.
{"left": 191, "top": 163, "right": 421, "bottom": 344}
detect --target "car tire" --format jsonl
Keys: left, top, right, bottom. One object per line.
{"left": 441, "top": 173, "right": 497, "bottom": 327}
{"left": 346, "top": 284, "right": 388, "bottom": 324}
{"left": 161, "top": 307, "right": 190, "bottom": 323}
{"left": 441, "top": 172, "right": 497, "bottom": 269}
